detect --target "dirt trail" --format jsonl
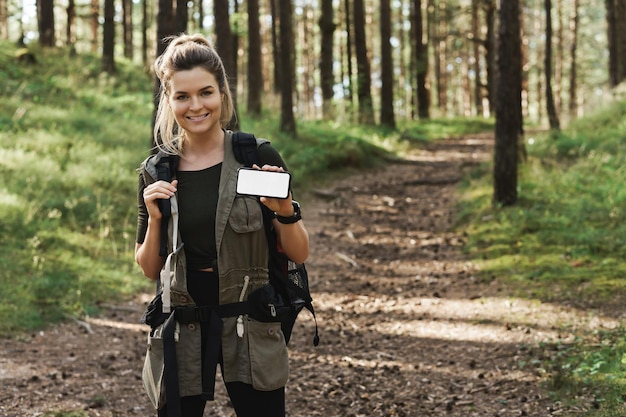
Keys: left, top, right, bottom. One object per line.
{"left": 0, "top": 135, "right": 618, "bottom": 416}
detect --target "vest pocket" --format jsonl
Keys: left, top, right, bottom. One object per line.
{"left": 229, "top": 195, "right": 264, "bottom": 233}
{"left": 142, "top": 328, "right": 166, "bottom": 410}
{"left": 247, "top": 319, "right": 289, "bottom": 391}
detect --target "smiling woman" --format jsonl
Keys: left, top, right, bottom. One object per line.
{"left": 134, "top": 34, "right": 309, "bottom": 417}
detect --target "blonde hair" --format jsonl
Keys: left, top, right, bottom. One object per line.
{"left": 153, "top": 34, "right": 235, "bottom": 155}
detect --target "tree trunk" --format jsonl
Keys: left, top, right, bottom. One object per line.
{"left": 247, "top": 0, "right": 262, "bottom": 115}
{"left": 214, "top": 0, "right": 238, "bottom": 129}
{"left": 319, "top": 0, "right": 336, "bottom": 119}
{"left": 432, "top": 0, "right": 447, "bottom": 114}
{"left": 555, "top": 0, "right": 564, "bottom": 113}
{"left": 380, "top": 0, "right": 395, "bottom": 128}
{"left": 413, "top": 0, "right": 429, "bottom": 119}
{"left": 142, "top": 0, "right": 148, "bottom": 66}
{"left": 471, "top": 0, "right": 483, "bottom": 116}
{"left": 123, "top": 0, "right": 133, "bottom": 59}
{"left": 279, "top": 0, "right": 297, "bottom": 134}
{"left": 301, "top": 4, "right": 315, "bottom": 118}
{"left": 485, "top": 0, "right": 496, "bottom": 115}
{"left": 568, "top": 0, "right": 580, "bottom": 116}
{"left": 197, "top": 0, "right": 204, "bottom": 30}
{"left": 91, "top": 0, "right": 99, "bottom": 53}
{"left": 0, "top": 0, "right": 7, "bottom": 40}
{"left": 544, "top": 0, "right": 560, "bottom": 130}
{"left": 37, "top": 0, "right": 56, "bottom": 47}
{"left": 176, "top": 0, "right": 188, "bottom": 34}
{"left": 605, "top": 0, "right": 626, "bottom": 87}
{"left": 66, "top": 0, "right": 76, "bottom": 48}
{"left": 494, "top": 0, "right": 522, "bottom": 206}
{"left": 270, "top": 0, "right": 282, "bottom": 95}
{"left": 344, "top": 0, "right": 354, "bottom": 103}
{"left": 353, "top": 0, "right": 374, "bottom": 124}
{"left": 102, "top": 0, "right": 116, "bottom": 73}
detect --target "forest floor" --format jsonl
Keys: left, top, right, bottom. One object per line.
{"left": 0, "top": 135, "right": 620, "bottom": 417}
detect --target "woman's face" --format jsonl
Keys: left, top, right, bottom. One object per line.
{"left": 168, "top": 66, "right": 223, "bottom": 141}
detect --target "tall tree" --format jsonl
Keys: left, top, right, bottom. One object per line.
{"left": 471, "top": 0, "right": 483, "bottom": 116}
{"left": 484, "top": 0, "right": 496, "bottom": 115}
{"left": 431, "top": 0, "right": 447, "bottom": 113}
{"left": 214, "top": 0, "right": 238, "bottom": 129}
{"left": 197, "top": 0, "right": 204, "bottom": 30}
{"left": 343, "top": 0, "right": 354, "bottom": 102}
{"left": 0, "top": 0, "right": 7, "bottom": 40}
{"left": 494, "top": 0, "right": 522, "bottom": 206}
{"left": 37, "top": 0, "right": 56, "bottom": 47}
{"left": 66, "top": 0, "right": 76, "bottom": 49}
{"left": 544, "top": 0, "right": 560, "bottom": 130}
{"left": 91, "top": 0, "right": 99, "bottom": 53}
{"left": 568, "top": 0, "right": 580, "bottom": 116}
{"left": 279, "top": 0, "right": 297, "bottom": 134}
{"left": 176, "top": 0, "right": 188, "bottom": 34}
{"left": 142, "top": 0, "right": 149, "bottom": 66}
{"left": 247, "top": 0, "right": 263, "bottom": 116}
{"left": 152, "top": 0, "right": 175, "bottom": 149}
{"left": 605, "top": 0, "right": 626, "bottom": 87}
{"left": 319, "top": 0, "right": 336, "bottom": 119}
{"left": 102, "top": 0, "right": 116, "bottom": 73}
{"left": 413, "top": 0, "right": 429, "bottom": 119}
{"left": 270, "top": 0, "right": 281, "bottom": 95}
{"left": 380, "top": 0, "right": 395, "bottom": 128}
{"left": 353, "top": 0, "right": 374, "bottom": 124}
{"left": 123, "top": 0, "right": 133, "bottom": 59}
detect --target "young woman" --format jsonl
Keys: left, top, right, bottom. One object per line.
{"left": 135, "top": 33, "right": 309, "bottom": 417}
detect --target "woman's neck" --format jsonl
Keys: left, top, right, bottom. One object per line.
{"left": 179, "top": 129, "right": 225, "bottom": 171}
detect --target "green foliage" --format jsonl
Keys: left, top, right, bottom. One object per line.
{"left": 537, "top": 328, "right": 626, "bottom": 416}
{"left": 456, "top": 99, "right": 626, "bottom": 414}
{"left": 0, "top": 42, "right": 153, "bottom": 334}
{"left": 457, "top": 108, "right": 626, "bottom": 304}
{"left": 400, "top": 117, "right": 494, "bottom": 143}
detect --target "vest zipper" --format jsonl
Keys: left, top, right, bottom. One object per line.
{"left": 236, "top": 275, "right": 250, "bottom": 338}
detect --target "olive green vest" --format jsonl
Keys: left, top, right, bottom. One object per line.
{"left": 140, "top": 131, "right": 288, "bottom": 407}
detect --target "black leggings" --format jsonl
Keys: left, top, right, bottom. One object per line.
{"left": 157, "top": 383, "right": 285, "bottom": 417}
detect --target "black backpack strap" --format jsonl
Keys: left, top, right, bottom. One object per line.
{"left": 162, "top": 314, "right": 182, "bottom": 417}
{"left": 232, "top": 131, "right": 260, "bottom": 167}
{"left": 154, "top": 153, "right": 179, "bottom": 257}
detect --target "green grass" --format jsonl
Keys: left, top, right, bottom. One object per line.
{"left": 0, "top": 42, "right": 154, "bottom": 332}
{"left": 456, "top": 100, "right": 626, "bottom": 414}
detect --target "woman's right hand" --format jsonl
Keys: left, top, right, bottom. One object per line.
{"left": 142, "top": 179, "right": 178, "bottom": 220}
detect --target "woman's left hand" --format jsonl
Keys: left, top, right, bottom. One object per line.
{"left": 253, "top": 164, "right": 294, "bottom": 215}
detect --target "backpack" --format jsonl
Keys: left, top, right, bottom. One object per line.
{"left": 232, "top": 131, "right": 319, "bottom": 346}
{"left": 147, "top": 131, "right": 319, "bottom": 346}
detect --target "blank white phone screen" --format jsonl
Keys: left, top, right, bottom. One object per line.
{"left": 236, "top": 168, "right": 291, "bottom": 198}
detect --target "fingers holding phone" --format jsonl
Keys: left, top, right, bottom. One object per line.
{"left": 236, "top": 165, "right": 291, "bottom": 199}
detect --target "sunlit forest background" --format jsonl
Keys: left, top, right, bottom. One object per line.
{"left": 1, "top": 1, "right": 616, "bottom": 127}
{"left": 3, "top": 1, "right": 626, "bottom": 415}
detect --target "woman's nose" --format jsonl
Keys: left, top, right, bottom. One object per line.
{"left": 189, "top": 95, "right": 202, "bottom": 110}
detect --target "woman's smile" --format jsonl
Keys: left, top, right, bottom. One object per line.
{"left": 187, "top": 113, "right": 209, "bottom": 121}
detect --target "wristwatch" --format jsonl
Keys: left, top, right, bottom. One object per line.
{"left": 275, "top": 201, "right": 302, "bottom": 224}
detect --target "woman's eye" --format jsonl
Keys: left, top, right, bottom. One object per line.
{"left": 175, "top": 95, "right": 187, "bottom": 100}
{"left": 201, "top": 91, "right": 212, "bottom": 96}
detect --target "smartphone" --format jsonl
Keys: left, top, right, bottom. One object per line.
{"left": 236, "top": 168, "right": 291, "bottom": 199}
